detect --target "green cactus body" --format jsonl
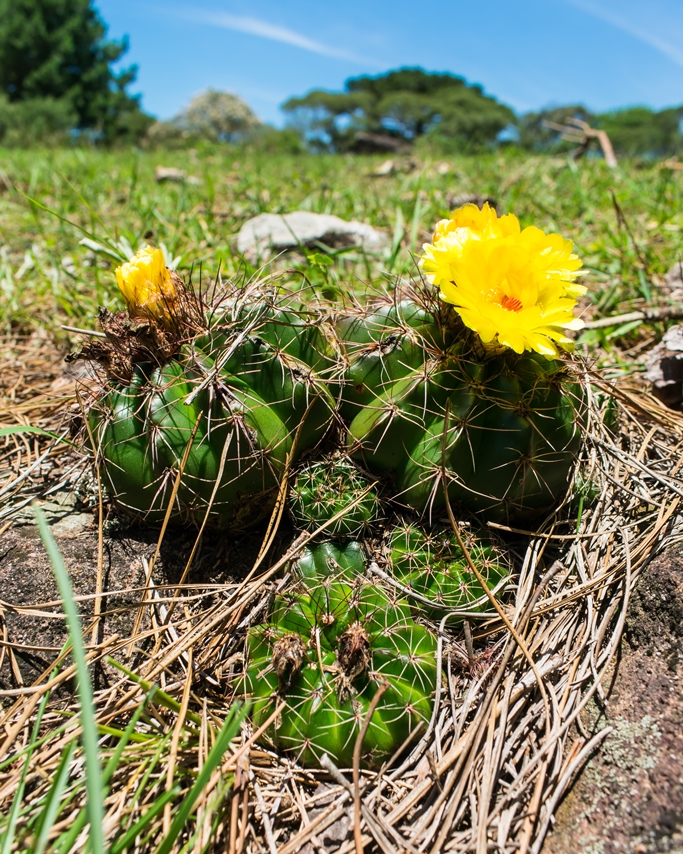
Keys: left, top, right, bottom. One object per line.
{"left": 90, "top": 294, "right": 338, "bottom": 528}
{"left": 289, "top": 458, "right": 382, "bottom": 539}
{"left": 242, "top": 569, "right": 438, "bottom": 769}
{"left": 295, "top": 540, "right": 366, "bottom": 583}
{"left": 338, "top": 290, "right": 585, "bottom": 522}
{"left": 388, "top": 522, "right": 509, "bottom": 620}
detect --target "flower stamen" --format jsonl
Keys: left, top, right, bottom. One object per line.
{"left": 500, "top": 295, "right": 523, "bottom": 312}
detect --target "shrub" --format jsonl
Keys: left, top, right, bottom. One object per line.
{"left": 0, "top": 95, "right": 77, "bottom": 145}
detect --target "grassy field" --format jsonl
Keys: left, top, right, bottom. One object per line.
{"left": 1, "top": 146, "right": 682, "bottom": 354}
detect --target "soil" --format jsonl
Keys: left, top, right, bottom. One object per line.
{"left": 545, "top": 539, "right": 683, "bottom": 854}
{"left": 0, "top": 503, "right": 288, "bottom": 694}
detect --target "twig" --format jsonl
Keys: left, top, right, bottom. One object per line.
{"left": 583, "top": 304, "right": 683, "bottom": 329}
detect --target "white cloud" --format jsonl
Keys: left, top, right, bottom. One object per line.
{"left": 565, "top": 0, "right": 683, "bottom": 70}
{"left": 167, "top": 6, "right": 383, "bottom": 68}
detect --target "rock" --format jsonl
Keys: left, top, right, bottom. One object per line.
{"left": 370, "top": 158, "right": 396, "bottom": 177}
{"left": 645, "top": 325, "right": 683, "bottom": 409}
{"left": 665, "top": 260, "right": 683, "bottom": 302}
{"left": 51, "top": 513, "right": 94, "bottom": 538}
{"left": 369, "top": 158, "right": 419, "bottom": 178}
{"left": 236, "top": 212, "right": 389, "bottom": 264}
{"left": 154, "top": 166, "right": 187, "bottom": 183}
{"left": 350, "top": 132, "right": 409, "bottom": 153}
{"left": 545, "top": 541, "right": 683, "bottom": 854}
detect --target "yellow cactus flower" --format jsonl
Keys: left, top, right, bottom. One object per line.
{"left": 115, "top": 245, "right": 177, "bottom": 323}
{"left": 419, "top": 204, "right": 586, "bottom": 357}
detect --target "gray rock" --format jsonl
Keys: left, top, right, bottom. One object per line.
{"left": 665, "top": 260, "right": 683, "bottom": 301}
{"left": 154, "top": 166, "right": 187, "bottom": 183}
{"left": 645, "top": 324, "right": 683, "bottom": 409}
{"left": 236, "top": 211, "right": 389, "bottom": 264}
{"left": 51, "top": 513, "right": 94, "bottom": 538}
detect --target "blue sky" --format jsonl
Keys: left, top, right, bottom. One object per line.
{"left": 95, "top": 0, "right": 683, "bottom": 124}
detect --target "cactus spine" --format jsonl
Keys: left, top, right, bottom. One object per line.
{"left": 289, "top": 457, "right": 382, "bottom": 539}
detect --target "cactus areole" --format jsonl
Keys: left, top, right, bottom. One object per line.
{"left": 337, "top": 286, "right": 586, "bottom": 523}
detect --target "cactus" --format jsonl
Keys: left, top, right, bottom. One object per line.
{"left": 294, "top": 539, "right": 367, "bottom": 583}
{"left": 387, "top": 521, "right": 510, "bottom": 620}
{"left": 241, "top": 566, "right": 438, "bottom": 768}
{"left": 337, "top": 285, "right": 586, "bottom": 523}
{"left": 289, "top": 458, "right": 383, "bottom": 539}
{"left": 83, "top": 255, "right": 339, "bottom": 529}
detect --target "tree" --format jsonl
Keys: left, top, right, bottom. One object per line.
{"left": 0, "top": 0, "right": 150, "bottom": 141}
{"left": 175, "top": 90, "right": 261, "bottom": 142}
{"left": 282, "top": 68, "right": 514, "bottom": 151}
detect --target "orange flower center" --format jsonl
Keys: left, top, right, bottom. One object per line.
{"left": 500, "top": 294, "right": 523, "bottom": 312}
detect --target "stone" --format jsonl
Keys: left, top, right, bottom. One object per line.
{"left": 154, "top": 166, "right": 187, "bottom": 183}
{"left": 369, "top": 158, "right": 419, "bottom": 178}
{"left": 370, "top": 158, "right": 396, "bottom": 177}
{"left": 665, "top": 260, "right": 683, "bottom": 301}
{"left": 545, "top": 541, "right": 683, "bottom": 854}
{"left": 645, "top": 325, "right": 683, "bottom": 409}
{"left": 236, "top": 211, "right": 389, "bottom": 264}
{"left": 350, "top": 131, "right": 409, "bottom": 153}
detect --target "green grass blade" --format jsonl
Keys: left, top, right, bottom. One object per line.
{"left": 34, "top": 505, "right": 105, "bottom": 854}
{"left": 32, "top": 739, "right": 77, "bottom": 854}
{"left": 109, "top": 787, "right": 181, "bottom": 854}
{"left": 0, "top": 684, "right": 51, "bottom": 854}
{"left": 102, "top": 687, "right": 158, "bottom": 785}
{"left": 154, "top": 702, "right": 248, "bottom": 854}
{"left": 0, "top": 425, "right": 75, "bottom": 447}
{"left": 106, "top": 657, "right": 202, "bottom": 726}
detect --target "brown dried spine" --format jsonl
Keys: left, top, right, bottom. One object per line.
{"left": 272, "top": 634, "right": 307, "bottom": 691}
{"left": 337, "top": 622, "right": 371, "bottom": 680}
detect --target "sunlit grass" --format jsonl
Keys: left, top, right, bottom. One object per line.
{"left": 1, "top": 145, "right": 682, "bottom": 349}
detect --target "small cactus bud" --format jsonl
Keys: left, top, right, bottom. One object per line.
{"left": 289, "top": 458, "right": 382, "bottom": 539}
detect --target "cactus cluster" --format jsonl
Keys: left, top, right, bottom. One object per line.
{"left": 78, "top": 204, "right": 590, "bottom": 770}
{"left": 242, "top": 546, "right": 438, "bottom": 768}
{"left": 86, "top": 287, "right": 337, "bottom": 528}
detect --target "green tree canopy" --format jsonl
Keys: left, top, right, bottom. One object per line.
{"left": 282, "top": 68, "right": 515, "bottom": 151}
{"left": 0, "top": 0, "right": 150, "bottom": 141}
